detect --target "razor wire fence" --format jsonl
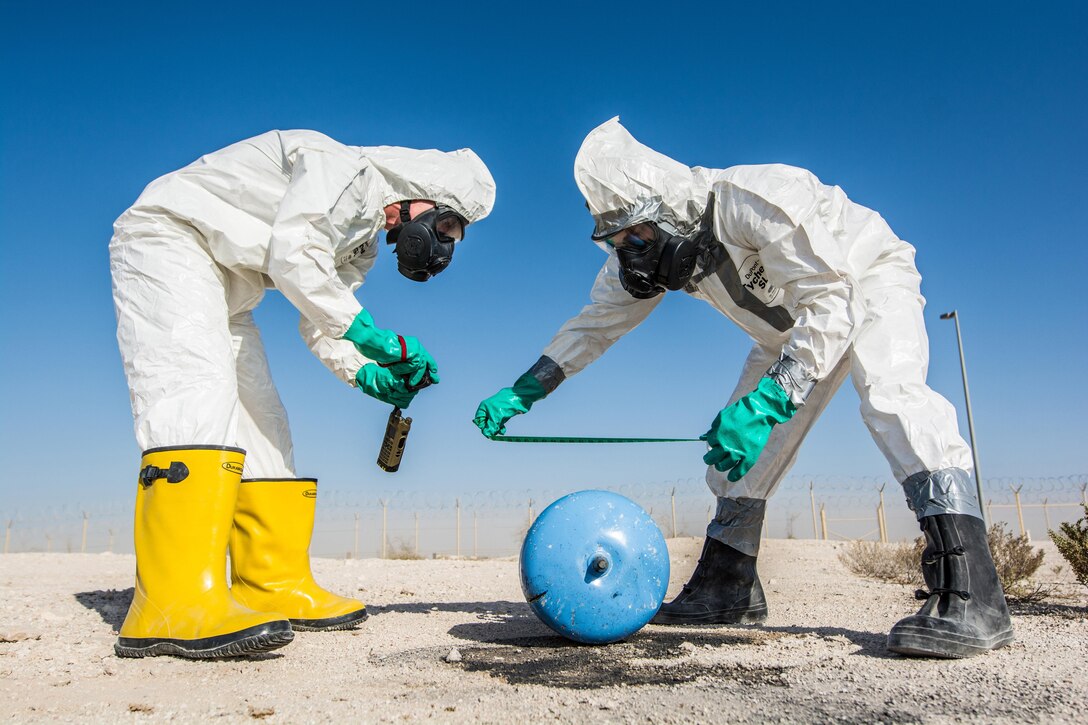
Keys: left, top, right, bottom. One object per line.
{"left": 1, "top": 475, "right": 1085, "bottom": 559}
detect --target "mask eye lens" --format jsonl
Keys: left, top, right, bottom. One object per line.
{"left": 611, "top": 230, "right": 653, "bottom": 250}
{"left": 436, "top": 214, "right": 464, "bottom": 242}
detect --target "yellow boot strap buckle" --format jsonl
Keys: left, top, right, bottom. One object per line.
{"left": 139, "top": 462, "right": 190, "bottom": 487}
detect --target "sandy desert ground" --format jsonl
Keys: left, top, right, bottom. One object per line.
{"left": 0, "top": 537, "right": 1085, "bottom": 724}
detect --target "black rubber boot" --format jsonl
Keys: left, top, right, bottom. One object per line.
{"left": 887, "top": 513, "right": 1015, "bottom": 658}
{"left": 652, "top": 537, "right": 768, "bottom": 625}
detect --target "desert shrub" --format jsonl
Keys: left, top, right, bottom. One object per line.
{"left": 386, "top": 540, "right": 422, "bottom": 560}
{"left": 1049, "top": 503, "right": 1088, "bottom": 589}
{"left": 840, "top": 522, "right": 1048, "bottom": 602}
{"left": 839, "top": 539, "right": 924, "bottom": 586}
{"left": 987, "top": 524, "right": 1046, "bottom": 601}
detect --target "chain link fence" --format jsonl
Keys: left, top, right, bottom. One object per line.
{"left": 3, "top": 475, "right": 1085, "bottom": 558}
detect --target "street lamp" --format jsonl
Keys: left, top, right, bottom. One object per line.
{"left": 939, "top": 310, "right": 987, "bottom": 524}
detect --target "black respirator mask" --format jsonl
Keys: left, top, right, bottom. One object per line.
{"left": 597, "top": 221, "right": 709, "bottom": 299}
{"left": 386, "top": 201, "right": 467, "bottom": 282}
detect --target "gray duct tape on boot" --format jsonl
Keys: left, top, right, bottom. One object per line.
{"left": 901, "top": 468, "right": 982, "bottom": 520}
{"left": 706, "top": 497, "right": 767, "bottom": 557}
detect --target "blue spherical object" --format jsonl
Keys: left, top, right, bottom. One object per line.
{"left": 520, "top": 490, "right": 670, "bottom": 644}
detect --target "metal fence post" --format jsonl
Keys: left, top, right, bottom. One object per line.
{"left": 820, "top": 503, "right": 828, "bottom": 541}
{"left": 379, "top": 499, "right": 388, "bottom": 559}
{"left": 81, "top": 512, "right": 88, "bottom": 554}
{"left": 1010, "top": 485, "right": 1026, "bottom": 539}
{"left": 810, "top": 482, "right": 818, "bottom": 539}
{"left": 455, "top": 498, "right": 461, "bottom": 558}
{"left": 3, "top": 520, "right": 11, "bottom": 554}
{"left": 414, "top": 512, "right": 420, "bottom": 557}
{"left": 353, "top": 512, "right": 360, "bottom": 560}
{"left": 665, "top": 485, "right": 674, "bottom": 535}
{"left": 877, "top": 484, "right": 888, "bottom": 543}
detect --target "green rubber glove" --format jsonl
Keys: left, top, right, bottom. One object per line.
{"left": 702, "top": 377, "right": 797, "bottom": 482}
{"left": 474, "top": 372, "right": 548, "bottom": 438}
{"left": 341, "top": 309, "right": 440, "bottom": 388}
{"left": 354, "top": 364, "right": 418, "bottom": 408}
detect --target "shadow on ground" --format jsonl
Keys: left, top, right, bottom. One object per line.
{"left": 369, "top": 600, "right": 535, "bottom": 618}
{"left": 415, "top": 597, "right": 894, "bottom": 660}
{"left": 373, "top": 599, "right": 554, "bottom": 639}
{"left": 1009, "top": 600, "right": 1087, "bottom": 619}
{"left": 75, "top": 588, "right": 132, "bottom": 630}
{"left": 759, "top": 624, "right": 895, "bottom": 658}
{"left": 403, "top": 593, "right": 906, "bottom": 687}
{"left": 390, "top": 628, "right": 792, "bottom": 690}
{"left": 426, "top": 628, "right": 930, "bottom": 724}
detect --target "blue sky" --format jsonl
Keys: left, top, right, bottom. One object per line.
{"left": 1, "top": 1, "right": 1085, "bottom": 515}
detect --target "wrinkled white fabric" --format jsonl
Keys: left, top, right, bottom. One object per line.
{"left": 110, "top": 130, "right": 495, "bottom": 474}
{"left": 575, "top": 117, "right": 713, "bottom": 240}
{"left": 548, "top": 118, "right": 971, "bottom": 492}
{"left": 131, "top": 130, "right": 495, "bottom": 341}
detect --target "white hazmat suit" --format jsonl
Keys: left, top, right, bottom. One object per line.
{"left": 110, "top": 130, "right": 496, "bottom": 477}
{"left": 535, "top": 118, "right": 977, "bottom": 554}
{"left": 110, "top": 130, "right": 496, "bottom": 659}
{"left": 474, "top": 119, "right": 1008, "bottom": 656}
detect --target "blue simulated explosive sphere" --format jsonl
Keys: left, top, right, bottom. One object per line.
{"left": 519, "top": 490, "right": 670, "bottom": 644}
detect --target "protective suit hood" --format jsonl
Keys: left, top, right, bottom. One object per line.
{"left": 361, "top": 146, "right": 496, "bottom": 225}
{"left": 574, "top": 117, "right": 713, "bottom": 245}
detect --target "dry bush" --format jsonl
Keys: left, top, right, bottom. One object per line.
{"left": 840, "top": 522, "right": 1049, "bottom": 603}
{"left": 1049, "top": 503, "right": 1088, "bottom": 589}
{"left": 987, "top": 524, "right": 1047, "bottom": 601}
{"left": 839, "top": 539, "right": 925, "bottom": 586}
{"left": 385, "top": 540, "right": 422, "bottom": 560}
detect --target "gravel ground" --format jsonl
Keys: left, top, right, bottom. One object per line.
{"left": 0, "top": 538, "right": 1084, "bottom": 723}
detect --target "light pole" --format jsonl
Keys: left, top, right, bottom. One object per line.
{"left": 939, "top": 310, "right": 987, "bottom": 524}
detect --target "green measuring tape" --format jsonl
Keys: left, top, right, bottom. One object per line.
{"left": 490, "top": 434, "right": 704, "bottom": 444}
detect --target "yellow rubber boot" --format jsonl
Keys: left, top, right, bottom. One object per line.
{"left": 115, "top": 447, "right": 294, "bottom": 659}
{"left": 231, "top": 479, "right": 368, "bottom": 631}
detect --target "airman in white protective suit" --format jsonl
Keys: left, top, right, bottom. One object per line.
{"left": 111, "top": 129, "right": 495, "bottom": 659}
{"left": 475, "top": 118, "right": 1011, "bottom": 658}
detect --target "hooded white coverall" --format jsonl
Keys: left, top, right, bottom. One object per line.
{"left": 537, "top": 118, "right": 975, "bottom": 554}
{"left": 110, "top": 130, "right": 495, "bottom": 478}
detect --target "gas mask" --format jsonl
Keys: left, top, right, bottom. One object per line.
{"left": 386, "top": 201, "right": 467, "bottom": 282}
{"left": 598, "top": 221, "right": 709, "bottom": 299}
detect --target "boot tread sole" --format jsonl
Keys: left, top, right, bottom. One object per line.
{"left": 887, "top": 624, "right": 1015, "bottom": 658}
{"left": 115, "top": 622, "right": 294, "bottom": 659}
{"left": 289, "top": 608, "right": 368, "bottom": 632}
{"left": 652, "top": 605, "right": 768, "bottom": 626}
